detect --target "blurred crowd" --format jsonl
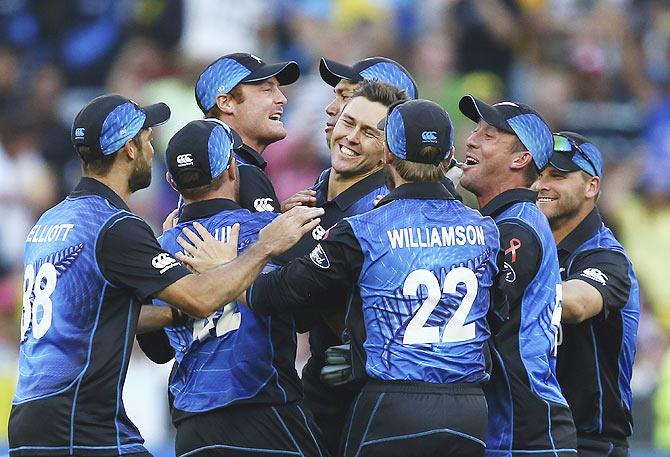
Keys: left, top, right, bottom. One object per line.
{"left": 1, "top": 0, "right": 670, "bottom": 454}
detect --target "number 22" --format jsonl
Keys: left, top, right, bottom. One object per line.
{"left": 403, "top": 267, "right": 478, "bottom": 345}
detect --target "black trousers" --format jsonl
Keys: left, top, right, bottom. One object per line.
{"left": 577, "top": 436, "right": 628, "bottom": 457}
{"left": 174, "top": 402, "right": 329, "bottom": 457}
{"left": 341, "top": 381, "right": 487, "bottom": 457}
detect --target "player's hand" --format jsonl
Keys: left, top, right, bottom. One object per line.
{"left": 162, "top": 208, "right": 179, "bottom": 232}
{"left": 257, "top": 206, "right": 324, "bottom": 257}
{"left": 281, "top": 189, "right": 317, "bottom": 212}
{"left": 320, "top": 343, "right": 354, "bottom": 387}
{"left": 176, "top": 222, "right": 240, "bottom": 273}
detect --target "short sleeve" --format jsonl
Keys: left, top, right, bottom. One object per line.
{"left": 97, "top": 214, "right": 190, "bottom": 301}
{"left": 496, "top": 221, "right": 543, "bottom": 308}
{"left": 567, "top": 249, "right": 632, "bottom": 315}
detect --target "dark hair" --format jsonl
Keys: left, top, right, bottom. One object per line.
{"left": 350, "top": 79, "right": 409, "bottom": 108}
{"left": 177, "top": 172, "right": 226, "bottom": 200}
{"left": 81, "top": 130, "right": 145, "bottom": 176}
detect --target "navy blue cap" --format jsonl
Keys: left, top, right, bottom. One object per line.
{"left": 319, "top": 57, "right": 418, "bottom": 99}
{"left": 549, "top": 131, "right": 603, "bottom": 177}
{"left": 379, "top": 99, "right": 454, "bottom": 165}
{"left": 195, "top": 53, "right": 300, "bottom": 114}
{"left": 71, "top": 94, "right": 170, "bottom": 162}
{"left": 166, "top": 119, "right": 243, "bottom": 189}
{"left": 459, "top": 95, "right": 553, "bottom": 170}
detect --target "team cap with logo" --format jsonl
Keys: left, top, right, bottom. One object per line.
{"left": 195, "top": 53, "right": 300, "bottom": 114}
{"left": 378, "top": 99, "right": 454, "bottom": 165}
{"left": 459, "top": 94, "right": 553, "bottom": 170}
{"left": 319, "top": 56, "right": 418, "bottom": 99}
{"left": 71, "top": 94, "right": 170, "bottom": 162}
{"left": 166, "top": 119, "right": 242, "bottom": 189}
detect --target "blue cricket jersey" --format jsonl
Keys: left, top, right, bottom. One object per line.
{"left": 480, "top": 189, "right": 577, "bottom": 456}
{"left": 156, "top": 199, "right": 302, "bottom": 422}
{"left": 556, "top": 209, "right": 640, "bottom": 447}
{"left": 9, "top": 178, "right": 189, "bottom": 456}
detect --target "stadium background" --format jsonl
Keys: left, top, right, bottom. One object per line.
{"left": 0, "top": 0, "right": 669, "bottom": 455}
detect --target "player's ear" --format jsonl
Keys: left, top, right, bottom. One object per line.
{"left": 227, "top": 156, "right": 237, "bottom": 181}
{"left": 510, "top": 151, "right": 533, "bottom": 171}
{"left": 384, "top": 146, "right": 394, "bottom": 164}
{"left": 122, "top": 139, "right": 138, "bottom": 161}
{"left": 216, "top": 93, "right": 235, "bottom": 115}
{"left": 166, "top": 172, "right": 178, "bottom": 191}
{"left": 585, "top": 175, "right": 600, "bottom": 199}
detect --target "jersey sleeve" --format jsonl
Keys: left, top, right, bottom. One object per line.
{"left": 97, "top": 214, "right": 190, "bottom": 301}
{"left": 248, "top": 221, "right": 364, "bottom": 315}
{"left": 496, "top": 221, "right": 542, "bottom": 310}
{"left": 238, "top": 165, "right": 281, "bottom": 213}
{"left": 566, "top": 248, "right": 632, "bottom": 317}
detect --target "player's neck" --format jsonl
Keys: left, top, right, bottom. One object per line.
{"left": 551, "top": 204, "right": 595, "bottom": 245}
{"left": 217, "top": 116, "right": 267, "bottom": 155}
{"left": 328, "top": 166, "right": 382, "bottom": 201}
{"left": 476, "top": 177, "right": 529, "bottom": 209}
{"left": 86, "top": 173, "right": 132, "bottom": 203}
{"left": 182, "top": 185, "right": 238, "bottom": 206}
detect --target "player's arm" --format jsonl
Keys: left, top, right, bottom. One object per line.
{"left": 238, "top": 165, "right": 281, "bottom": 212}
{"left": 245, "top": 221, "right": 363, "bottom": 314}
{"left": 99, "top": 207, "right": 323, "bottom": 319}
{"left": 158, "top": 207, "right": 324, "bottom": 317}
{"left": 561, "top": 249, "right": 631, "bottom": 324}
{"left": 137, "top": 305, "right": 176, "bottom": 334}
{"left": 495, "top": 221, "right": 542, "bottom": 309}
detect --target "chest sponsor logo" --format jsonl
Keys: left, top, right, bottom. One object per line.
{"left": 309, "top": 244, "right": 330, "bottom": 269}
{"left": 503, "top": 261, "right": 516, "bottom": 283}
{"left": 176, "top": 153, "right": 194, "bottom": 167}
{"left": 152, "top": 252, "right": 179, "bottom": 274}
{"left": 254, "top": 198, "right": 275, "bottom": 212}
{"left": 312, "top": 224, "right": 326, "bottom": 240}
{"left": 580, "top": 268, "right": 608, "bottom": 286}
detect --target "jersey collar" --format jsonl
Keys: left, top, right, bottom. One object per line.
{"left": 479, "top": 188, "right": 537, "bottom": 218}
{"left": 315, "top": 169, "right": 387, "bottom": 210}
{"left": 235, "top": 143, "right": 267, "bottom": 170}
{"left": 376, "top": 181, "right": 456, "bottom": 207}
{"left": 70, "top": 177, "right": 130, "bottom": 211}
{"left": 557, "top": 208, "right": 602, "bottom": 256}
{"left": 179, "top": 198, "right": 242, "bottom": 223}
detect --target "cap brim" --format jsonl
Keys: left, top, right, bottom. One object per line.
{"left": 377, "top": 116, "right": 387, "bottom": 131}
{"left": 243, "top": 61, "right": 300, "bottom": 86}
{"left": 548, "top": 152, "right": 583, "bottom": 173}
{"left": 319, "top": 58, "right": 360, "bottom": 87}
{"left": 458, "top": 95, "right": 513, "bottom": 134}
{"left": 142, "top": 102, "right": 171, "bottom": 128}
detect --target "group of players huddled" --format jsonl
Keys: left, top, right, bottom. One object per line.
{"left": 9, "top": 52, "right": 640, "bottom": 457}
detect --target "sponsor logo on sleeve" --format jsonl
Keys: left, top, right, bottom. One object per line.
{"left": 580, "top": 268, "right": 608, "bottom": 286}
{"left": 152, "top": 253, "right": 179, "bottom": 274}
{"left": 254, "top": 198, "right": 275, "bottom": 212}
{"left": 309, "top": 244, "right": 330, "bottom": 269}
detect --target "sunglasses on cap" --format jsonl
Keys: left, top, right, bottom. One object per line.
{"left": 551, "top": 134, "right": 599, "bottom": 177}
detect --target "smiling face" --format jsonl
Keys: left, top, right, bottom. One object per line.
{"left": 226, "top": 77, "right": 287, "bottom": 151}
{"left": 532, "top": 166, "right": 598, "bottom": 230}
{"left": 329, "top": 95, "right": 386, "bottom": 180}
{"left": 460, "top": 119, "right": 523, "bottom": 199}
{"left": 324, "top": 79, "right": 360, "bottom": 146}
